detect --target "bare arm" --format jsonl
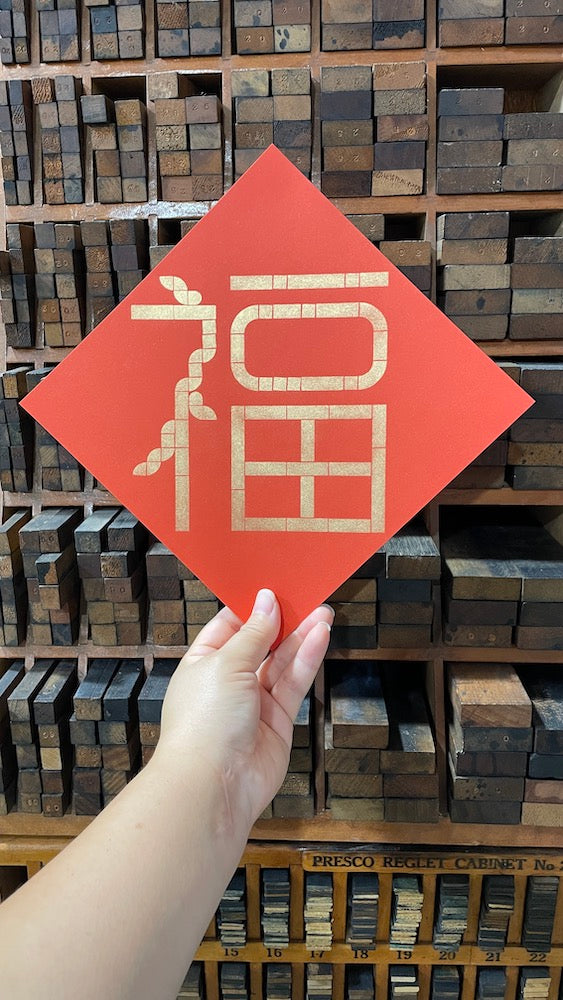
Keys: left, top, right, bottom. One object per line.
{"left": 0, "top": 590, "right": 332, "bottom": 1000}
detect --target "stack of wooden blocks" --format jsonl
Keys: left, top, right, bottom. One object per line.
{"left": 80, "top": 221, "right": 118, "bottom": 331}
{"left": 0, "top": 661, "right": 23, "bottom": 813}
{"left": 325, "top": 663, "right": 388, "bottom": 821}
{"left": 33, "top": 222, "right": 84, "bottom": 348}
{"left": 33, "top": 75, "right": 83, "bottom": 205}
{"left": 321, "top": 63, "right": 427, "bottom": 197}
{"left": 0, "top": 0, "right": 30, "bottom": 63}
{"left": 261, "top": 868, "right": 290, "bottom": 948}
{"left": 150, "top": 72, "right": 223, "bottom": 202}
{"left": 0, "top": 512, "right": 29, "bottom": 647}
{"left": 329, "top": 572, "right": 378, "bottom": 650}
{"left": 437, "top": 0, "right": 504, "bottom": 47}
{"left": 347, "top": 873, "right": 379, "bottom": 947}
{"left": 521, "top": 875, "right": 559, "bottom": 951}
{"left": 36, "top": 0, "right": 79, "bottom": 61}
{"left": 146, "top": 540, "right": 219, "bottom": 646}
{"left": 438, "top": 0, "right": 563, "bottom": 46}
{"left": 176, "top": 963, "right": 203, "bottom": 999}
{"left": 33, "top": 660, "right": 77, "bottom": 817}
{"left": 0, "top": 79, "right": 33, "bottom": 205}
{"left": 382, "top": 665, "right": 438, "bottom": 822}
{"left": 1, "top": 223, "right": 34, "bottom": 348}
{"left": 233, "top": 0, "right": 311, "bottom": 54}
{"left": 442, "top": 514, "right": 563, "bottom": 650}
{"left": 138, "top": 659, "right": 175, "bottom": 766}
{"left": 20, "top": 509, "right": 81, "bottom": 645}
{"left": 0, "top": 366, "right": 34, "bottom": 492}
{"left": 26, "top": 369, "right": 84, "bottom": 489}
{"left": 372, "top": 61, "right": 426, "bottom": 196}
{"left": 389, "top": 876, "right": 424, "bottom": 947}
{"left": 477, "top": 876, "right": 515, "bottom": 950}
{"left": 447, "top": 663, "right": 531, "bottom": 825}
{"left": 269, "top": 692, "right": 313, "bottom": 818}
{"left": 75, "top": 509, "right": 147, "bottom": 647}
{"left": 264, "top": 964, "right": 292, "bottom": 1000}
{"left": 218, "top": 869, "right": 247, "bottom": 947}
{"left": 156, "top": 0, "right": 220, "bottom": 56}
{"left": 81, "top": 94, "right": 147, "bottom": 203}
{"left": 437, "top": 211, "right": 510, "bottom": 342}
{"left": 232, "top": 67, "right": 311, "bottom": 180}
{"left": 8, "top": 659, "right": 55, "bottom": 813}
{"left": 437, "top": 88, "right": 504, "bottom": 195}
{"left": 306, "top": 964, "right": 332, "bottom": 1000}
{"left": 220, "top": 964, "right": 248, "bottom": 1000}
{"left": 98, "top": 659, "right": 143, "bottom": 806}
{"left": 449, "top": 429, "right": 509, "bottom": 490}
{"left": 87, "top": 0, "right": 144, "bottom": 60}
{"left": 510, "top": 234, "right": 563, "bottom": 341}
{"left": 504, "top": 105, "right": 563, "bottom": 192}
{"left": 507, "top": 363, "right": 563, "bottom": 491}
{"left": 108, "top": 219, "right": 147, "bottom": 301}
{"left": 321, "top": 0, "right": 425, "bottom": 50}
{"left": 378, "top": 520, "right": 439, "bottom": 648}
{"left": 380, "top": 238, "right": 431, "bottom": 296}
{"left": 520, "top": 667, "right": 563, "bottom": 828}
{"left": 304, "top": 872, "right": 333, "bottom": 949}
{"left": 320, "top": 65, "right": 374, "bottom": 197}
{"left": 432, "top": 875, "right": 469, "bottom": 950}
{"left": 71, "top": 658, "right": 119, "bottom": 815}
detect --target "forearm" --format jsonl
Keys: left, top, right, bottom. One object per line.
{"left": 0, "top": 747, "right": 250, "bottom": 1000}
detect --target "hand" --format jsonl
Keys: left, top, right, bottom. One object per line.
{"left": 156, "top": 590, "right": 333, "bottom": 828}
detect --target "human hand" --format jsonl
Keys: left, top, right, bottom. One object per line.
{"left": 156, "top": 590, "right": 333, "bottom": 829}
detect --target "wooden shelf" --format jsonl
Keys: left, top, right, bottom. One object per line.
{"left": 194, "top": 941, "right": 563, "bottom": 965}
{"left": 0, "top": 812, "right": 561, "bottom": 854}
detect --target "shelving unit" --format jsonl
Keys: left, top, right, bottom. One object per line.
{"left": 0, "top": 0, "right": 562, "bottom": 995}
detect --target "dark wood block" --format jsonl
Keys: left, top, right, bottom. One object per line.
{"left": 449, "top": 799, "right": 521, "bottom": 824}
{"left": 385, "top": 799, "right": 439, "bottom": 823}
{"left": 8, "top": 659, "right": 56, "bottom": 723}
{"left": 73, "top": 659, "right": 120, "bottom": 721}
{"left": 102, "top": 659, "right": 144, "bottom": 721}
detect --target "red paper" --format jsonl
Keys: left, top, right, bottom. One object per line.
{"left": 22, "top": 146, "right": 533, "bottom": 639}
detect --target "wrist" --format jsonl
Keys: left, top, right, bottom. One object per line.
{"left": 148, "top": 736, "right": 254, "bottom": 846}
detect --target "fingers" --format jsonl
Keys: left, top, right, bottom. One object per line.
{"left": 183, "top": 606, "right": 243, "bottom": 664}
{"left": 271, "top": 620, "right": 331, "bottom": 723}
{"left": 221, "top": 589, "right": 281, "bottom": 674}
{"left": 257, "top": 604, "right": 334, "bottom": 693}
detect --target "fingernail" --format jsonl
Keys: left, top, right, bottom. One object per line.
{"left": 320, "top": 621, "right": 332, "bottom": 632}
{"left": 253, "top": 588, "right": 276, "bottom": 616}
{"left": 322, "top": 603, "right": 336, "bottom": 621}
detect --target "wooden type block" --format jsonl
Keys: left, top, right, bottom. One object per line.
{"left": 101, "top": 766, "right": 135, "bottom": 800}
{"left": 515, "top": 626, "right": 563, "bottom": 650}
{"left": 332, "top": 602, "right": 376, "bottom": 627}
{"left": 385, "top": 799, "right": 439, "bottom": 823}
{"left": 6, "top": 718, "right": 32, "bottom": 743}
{"left": 524, "top": 780, "right": 563, "bottom": 804}
{"left": 440, "top": 264, "right": 510, "bottom": 290}
{"left": 279, "top": 771, "right": 312, "bottom": 796}
{"left": 449, "top": 763, "right": 524, "bottom": 801}
{"left": 324, "top": 146, "right": 374, "bottom": 171}
{"left": 347, "top": 214, "right": 385, "bottom": 241}
{"left": 504, "top": 114, "right": 563, "bottom": 140}
{"left": 383, "top": 772, "right": 440, "bottom": 799}
{"left": 442, "top": 289, "right": 511, "bottom": 314}
{"left": 438, "top": 238, "right": 508, "bottom": 264}
{"left": 439, "top": 116, "right": 504, "bottom": 142}
{"left": 98, "top": 719, "right": 136, "bottom": 745}
{"left": 328, "top": 773, "right": 382, "bottom": 797}
{"left": 327, "top": 795, "right": 384, "bottom": 820}
{"left": 73, "top": 659, "right": 120, "bottom": 721}
{"left": 321, "top": 171, "right": 372, "bottom": 197}
{"left": 439, "top": 17, "right": 504, "bottom": 45}
{"left": 378, "top": 623, "right": 431, "bottom": 646}
{"left": 450, "top": 741, "right": 527, "bottom": 779}
{"left": 103, "top": 566, "right": 144, "bottom": 602}
{"left": 438, "top": 140, "right": 503, "bottom": 168}
{"left": 106, "top": 511, "right": 146, "bottom": 552}
{"left": 505, "top": 16, "right": 563, "bottom": 43}
{"left": 18, "top": 768, "right": 42, "bottom": 796}
{"left": 0, "top": 510, "right": 30, "bottom": 555}
{"left": 451, "top": 713, "right": 533, "bottom": 752}
{"left": 529, "top": 753, "right": 563, "bottom": 779}
{"left": 511, "top": 264, "right": 563, "bottom": 289}
{"left": 380, "top": 670, "right": 435, "bottom": 773}
{"left": 372, "top": 19, "right": 425, "bottom": 46}
{"left": 445, "top": 596, "right": 517, "bottom": 626}
{"left": 35, "top": 547, "right": 76, "bottom": 586}
{"left": 8, "top": 660, "right": 56, "bottom": 723}
{"left": 330, "top": 578, "right": 377, "bottom": 603}
{"left": 502, "top": 164, "right": 563, "bottom": 191}
{"left": 444, "top": 624, "right": 513, "bottom": 647}
{"left": 272, "top": 794, "right": 314, "bottom": 818}
{"left": 73, "top": 766, "right": 101, "bottom": 796}
{"left": 449, "top": 799, "right": 521, "bottom": 824}
{"left": 33, "top": 661, "right": 77, "bottom": 724}
{"left": 437, "top": 167, "right": 502, "bottom": 194}
{"left": 322, "top": 121, "right": 374, "bottom": 147}
{"left": 330, "top": 664, "right": 388, "bottom": 748}
{"left": 383, "top": 521, "right": 440, "bottom": 579}
{"left": 17, "top": 789, "right": 41, "bottom": 813}
{"left": 379, "top": 602, "right": 433, "bottom": 625}
{"left": 38, "top": 719, "right": 69, "bottom": 747}
{"left": 439, "top": 88, "right": 504, "bottom": 117}
{"left": 16, "top": 743, "right": 39, "bottom": 768}
{"left": 102, "top": 660, "right": 144, "bottom": 721}
{"left": 508, "top": 442, "right": 563, "bottom": 466}
{"left": 321, "top": 91, "right": 372, "bottom": 121}
{"left": 139, "top": 721, "right": 160, "bottom": 746}
{"left": 75, "top": 745, "right": 102, "bottom": 768}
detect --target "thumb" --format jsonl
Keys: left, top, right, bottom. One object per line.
{"left": 221, "top": 589, "right": 281, "bottom": 673}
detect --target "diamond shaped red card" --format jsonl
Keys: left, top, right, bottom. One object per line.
{"left": 22, "top": 146, "right": 533, "bottom": 639}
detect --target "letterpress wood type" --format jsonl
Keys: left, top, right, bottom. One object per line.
{"left": 73, "top": 658, "right": 120, "bottom": 721}
{"left": 102, "top": 659, "right": 144, "bottom": 721}
{"left": 330, "top": 664, "right": 388, "bottom": 748}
